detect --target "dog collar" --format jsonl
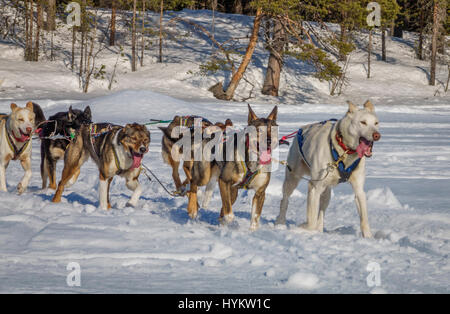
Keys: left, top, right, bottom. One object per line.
{"left": 335, "top": 132, "right": 356, "bottom": 155}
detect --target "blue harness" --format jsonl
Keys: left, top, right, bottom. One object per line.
{"left": 297, "top": 119, "right": 361, "bottom": 183}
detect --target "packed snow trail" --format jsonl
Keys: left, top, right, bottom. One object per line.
{"left": 0, "top": 91, "right": 448, "bottom": 293}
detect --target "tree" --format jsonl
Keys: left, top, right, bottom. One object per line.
{"left": 261, "top": 17, "right": 286, "bottom": 96}
{"left": 131, "top": 0, "right": 137, "bottom": 71}
{"left": 209, "top": 7, "right": 263, "bottom": 100}
{"left": 47, "top": 0, "right": 56, "bottom": 31}
{"left": 110, "top": 0, "right": 117, "bottom": 46}
{"left": 429, "top": 0, "right": 446, "bottom": 86}
{"left": 378, "top": 0, "right": 400, "bottom": 61}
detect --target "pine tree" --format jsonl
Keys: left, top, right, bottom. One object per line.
{"left": 378, "top": 0, "right": 400, "bottom": 61}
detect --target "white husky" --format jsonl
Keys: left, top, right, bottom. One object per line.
{"left": 276, "top": 100, "right": 381, "bottom": 238}
{"left": 0, "top": 102, "right": 36, "bottom": 194}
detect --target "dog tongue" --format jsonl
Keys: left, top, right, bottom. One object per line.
{"left": 356, "top": 139, "right": 371, "bottom": 158}
{"left": 17, "top": 132, "right": 30, "bottom": 142}
{"left": 131, "top": 154, "right": 143, "bottom": 169}
{"left": 259, "top": 149, "right": 272, "bottom": 165}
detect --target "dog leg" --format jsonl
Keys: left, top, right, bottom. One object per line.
{"left": 187, "top": 183, "right": 198, "bottom": 219}
{"left": 107, "top": 177, "right": 113, "bottom": 209}
{"left": 98, "top": 175, "right": 110, "bottom": 210}
{"left": 168, "top": 154, "right": 183, "bottom": 192}
{"left": 66, "top": 167, "right": 80, "bottom": 188}
{"left": 17, "top": 157, "right": 32, "bottom": 194}
{"left": 48, "top": 158, "right": 58, "bottom": 190}
{"left": 52, "top": 144, "right": 86, "bottom": 203}
{"left": 317, "top": 187, "right": 331, "bottom": 232}
{"left": 201, "top": 173, "right": 218, "bottom": 208}
{"left": 276, "top": 169, "right": 302, "bottom": 225}
{"left": 40, "top": 147, "right": 48, "bottom": 189}
{"left": 250, "top": 189, "right": 266, "bottom": 231}
{"left": 350, "top": 179, "right": 372, "bottom": 238}
{"left": 301, "top": 182, "right": 325, "bottom": 231}
{"left": 126, "top": 169, "right": 142, "bottom": 208}
{"left": 0, "top": 161, "right": 7, "bottom": 192}
{"left": 218, "top": 179, "right": 234, "bottom": 224}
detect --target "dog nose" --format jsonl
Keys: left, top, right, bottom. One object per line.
{"left": 139, "top": 146, "right": 147, "bottom": 154}
{"left": 373, "top": 132, "right": 381, "bottom": 141}
{"left": 26, "top": 127, "right": 33, "bottom": 134}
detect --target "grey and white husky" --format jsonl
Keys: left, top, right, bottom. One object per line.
{"left": 276, "top": 100, "right": 381, "bottom": 238}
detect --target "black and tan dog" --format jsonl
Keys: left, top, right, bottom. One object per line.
{"left": 51, "top": 122, "right": 150, "bottom": 210}
{"left": 186, "top": 119, "right": 233, "bottom": 219}
{"left": 159, "top": 115, "right": 213, "bottom": 194}
{"left": 217, "top": 105, "right": 278, "bottom": 230}
{"left": 40, "top": 106, "right": 92, "bottom": 189}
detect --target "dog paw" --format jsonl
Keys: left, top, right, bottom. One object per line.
{"left": 249, "top": 223, "right": 259, "bottom": 231}
{"left": 362, "top": 230, "right": 373, "bottom": 238}
{"left": 17, "top": 183, "right": 26, "bottom": 195}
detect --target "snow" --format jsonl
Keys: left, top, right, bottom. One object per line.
{"left": 0, "top": 8, "right": 449, "bottom": 293}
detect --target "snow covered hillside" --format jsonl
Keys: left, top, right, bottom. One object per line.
{"left": 0, "top": 9, "right": 449, "bottom": 294}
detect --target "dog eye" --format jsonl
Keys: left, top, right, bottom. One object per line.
{"left": 360, "top": 121, "right": 367, "bottom": 126}
{"left": 375, "top": 122, "right": 379, "bottom": 125}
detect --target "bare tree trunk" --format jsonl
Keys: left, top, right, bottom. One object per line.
{"left": 140, "top": 0, "right": 145, "bottom": 67}
{"left": 25, "top": 0, "right": 34, "bottom": 61}
{"left": 209, "top": 8, "right": 263, "bottom": 100}
{"left": 110, "top": 0, "right": 116, "bottom": 46}
{"left": 367, "top": 29, "right": 372, "bottom": 79}
{"left": 71, "top": 27, "right": 76, "bottom": 70}
{"left": 429, "top": 0, "right": 438, "bottom": 86}
{"left": 445, "top": 64, "right": 449, "bottom": 92}
{"left": 24, "top": 0, "right": 30, "bottom": 60}
{"left": 262, "top": 18, "right": 284, "bottom": 96}
{"left": 159, "top": 0, "right": 163, "bottom": 63}
{"left": 381, "top": 26, "right": 386, "bottom": 62}
{"left": 34, "top": 0, "right": 43, "bottom": 61}
{"left": 418, "top": 9, "right": 425, "bottom": 60}
{"left": 46, "top": 0, "right": 55, "bottom": 31}
{"left": 131, "top": 0, "right": 137, "bottom": 71}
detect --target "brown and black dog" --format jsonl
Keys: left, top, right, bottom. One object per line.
{"left": 216, "top": 104, "right": 278, "bottom": 230}
{"left": 159, "top": 115, "right": 214, "bottom": 194}
{"left": 185, "top": 119, "right": 233, "bottom": 219}
{"left": 52, "top": 122, "right": 150, "bottom": 210}
{"left": 40, "top": 106, "right": 92, "bottom": 190}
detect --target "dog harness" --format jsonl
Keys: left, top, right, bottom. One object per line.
{"left": 297, "top": 119, "right": 361, "bottom": 183}
{"left": 3, "top": 121, "right": 31, "bottom": 160}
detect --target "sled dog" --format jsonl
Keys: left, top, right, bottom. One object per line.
{"left": 159, "top": 115, "right": 214, "bottom": 194}
{"left": 0, "top": 102, "right": 44, "bottom": 194}
{"left": 276, "top": 100, "right": 381, "bottom": 238}
{"left": 39, "top": 106, "right": 92, "bottom": 189}
{"left": 185, "top": 118, "right": 233, "bottom": 219}
{"left": 52, "top": 122, "right": 150, "bottom": 210}
{"left": 217, "top": 104, "right": 278, "bottom": 230}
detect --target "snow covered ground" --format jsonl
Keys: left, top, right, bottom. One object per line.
{"left": 0, "top": 9, "right": 449, "bottom": 293}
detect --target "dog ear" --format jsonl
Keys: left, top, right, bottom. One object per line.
{"left": 248, "top": 104, "right": 258, "bottom": 124}
{"left": 267, "top": 106, "right": 278, "bottom": 121}
{"left": 363, "top": 100, "right": 375, "bottom": 113}
{"left": 346, "top": 101, "right": 358, "bottom": 114}
{"left": 26, "top": 101, "right": 34, "bottom": 111}
{"left": 68, "top": 106, "right": 74, "bottom": 121}
{"left": 84, "top": 106, "right": 92, "bottom": 119}
{"left": 10, "top": 103, "right": 18, "bottom": 111}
